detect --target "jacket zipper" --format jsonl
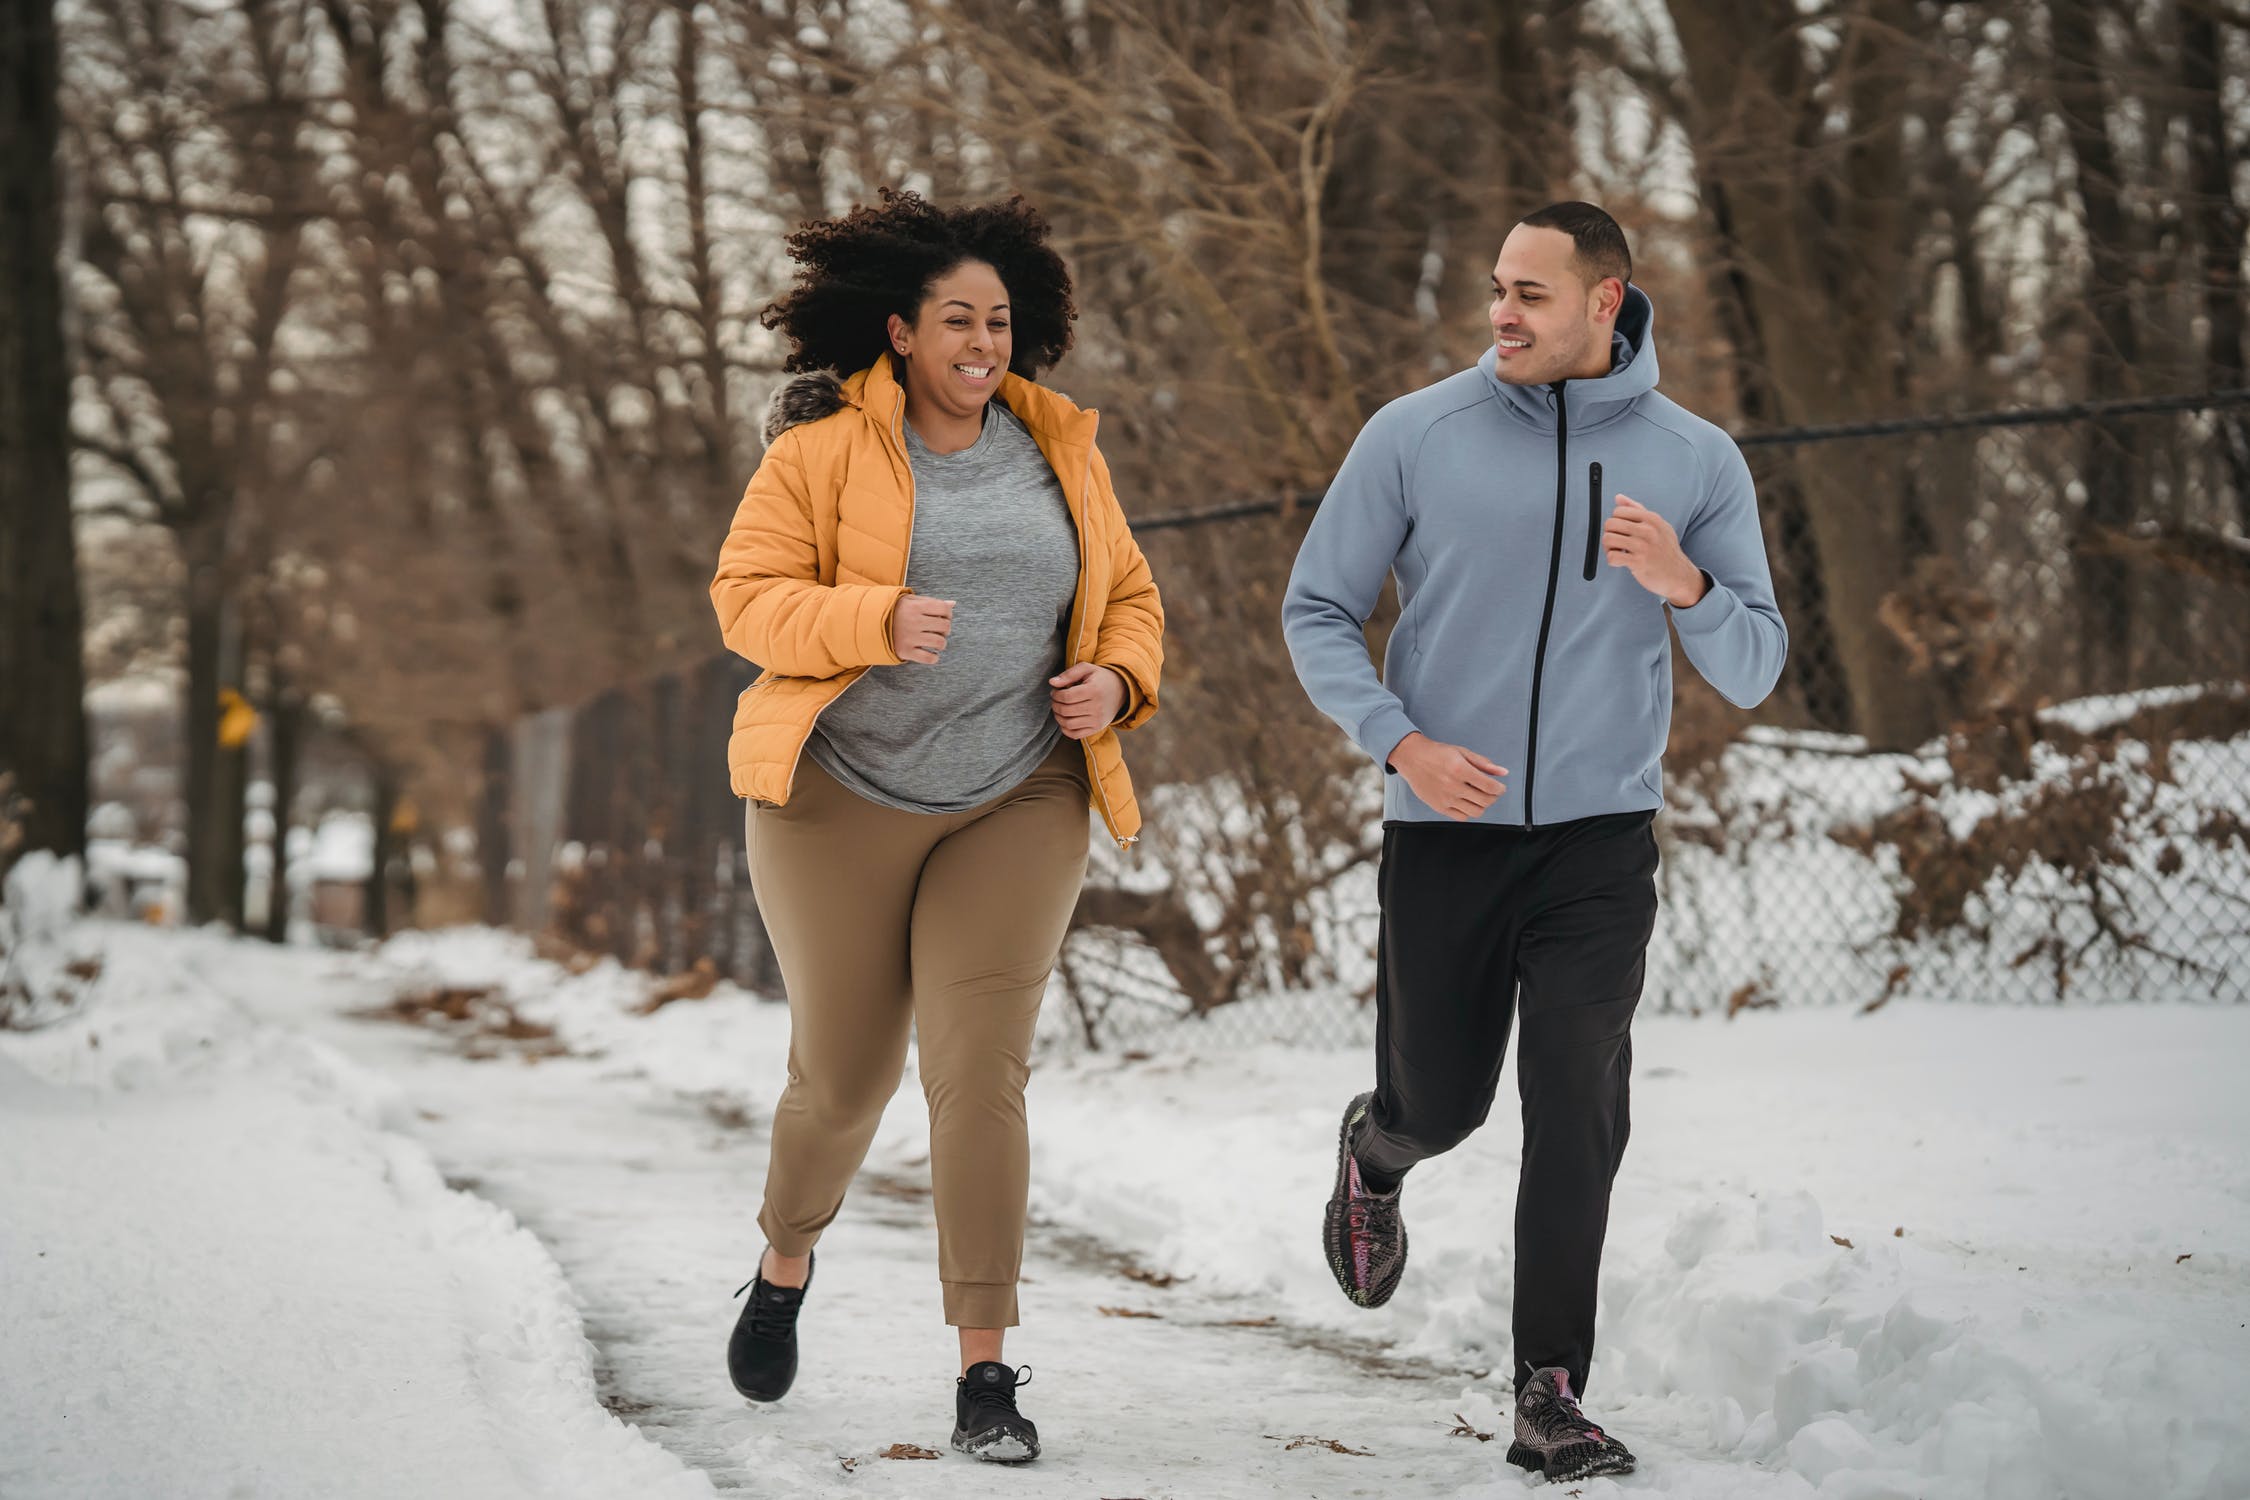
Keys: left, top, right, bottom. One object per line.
{"left": 779, "top": 391, "right": 1132, "bottom": 851}
{"left": 1521, "top": 382, "right": 1570, "bottom": 828}
{"left": 1582, "top": 461, "right": 1603, "bottom": 582}
{"left": 1068, "top": 415, "right": 1134, "bottom": 849}
{"left": 780, "top": 384, "right": 920, "bottom": 796}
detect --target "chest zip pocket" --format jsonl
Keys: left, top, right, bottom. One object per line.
{"left": 1582, "top": 461, "right": 1603, "bottom": 581}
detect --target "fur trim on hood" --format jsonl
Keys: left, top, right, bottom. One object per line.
{"left": 763, "top": 370, "right": 849, "bottom": 446}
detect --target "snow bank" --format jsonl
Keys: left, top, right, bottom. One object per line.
{"left": 300, "top": 811, "right": 376, "bottom": 884}
{"left": 3, "top": 850, "right": 84, "bottom": 940}
{"left": 1, "top": 852, "right": 100, "bottom": 1026}
{"left": 82, "top": 838, "right": 184, "bottom": 923}
{"left": 1026, "top": 1007, "right": 2250, "bottom": 1500}
{"left": 0, "top": 923, "right": 714, "bottom": 1500}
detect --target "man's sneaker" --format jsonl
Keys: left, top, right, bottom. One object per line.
{"left": 1507, "top": 1366, "right": 1636, "bottom": 1482}
{"left": 727, "top": 1250, "right": 814, "bottom": 1402}
{"left": 1321, "top": 1092, "right": 1407, "bottom": 1308}
{"left": 952, "top": 1361, "right": 1040, "bottom": 1462}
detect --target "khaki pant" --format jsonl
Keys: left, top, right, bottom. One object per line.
{"left": 748, "top": 739, "right": 1090, "bottom": 1327}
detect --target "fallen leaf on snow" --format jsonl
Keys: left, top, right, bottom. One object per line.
{"left": 636, "top": 957, "right": 720, "bottom": 1014}
{"left": 1830, "top": 1234, "right": 1855, "bottom": 1249}
{"left": 1098, "top": 1305, "right": 1162, "bottom": 1319}
{"left": 1447, "top": 1413, "right": 1494, "bottom": 1442}
{"left": 1726, "top": 980, "right": 1777, "bottom": 1018}
{"left": 1266, "top": 1434, "right": 1373, "bottom": 1456}
{"left": 879, "top": 1443, "right": 941, "bottom": 1461}
{"left": 2178, "top": 1253, "right": 2193, "bottom": 1264}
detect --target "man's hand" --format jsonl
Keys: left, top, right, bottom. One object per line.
{"left": 1603, "top": 496, "right": 1707, "bottom": 608}
{"left": 892, "top": 595, "right": 956, "bottom": 664}
{"left": 1388, "top": 732, "right": 1507, "bottom": 821}
{"left": 1049, "top": 663, "right": 1128, "bottom": 740}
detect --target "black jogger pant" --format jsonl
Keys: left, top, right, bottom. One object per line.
{"left": 1350, "top": 810, "right": 1659, "bottom": 1398}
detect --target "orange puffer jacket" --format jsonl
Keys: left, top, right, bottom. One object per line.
{"left": 711, "top": 357, "right": 1165, "bottom": 846}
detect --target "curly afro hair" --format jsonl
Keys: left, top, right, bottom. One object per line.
{"left": 759, "top": 188, "right": 1077, "bottom": 378}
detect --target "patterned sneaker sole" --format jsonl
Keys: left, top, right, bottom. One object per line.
{"left": 1505, "top": 1438, "right": 1636, "bottom": 1481}
{"left": 1321, "top": 1095, "right": 1405, "bottom": 1309}
{"left": 952, "top": 1428, "right": 1039, "bottom": 1464}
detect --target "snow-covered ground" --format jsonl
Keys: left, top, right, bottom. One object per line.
{"left": 0, "top": 926, "right": 712, "bottom": 1498}
{"left": 5, "top": 911, "right": 2247, "bottom": 1498}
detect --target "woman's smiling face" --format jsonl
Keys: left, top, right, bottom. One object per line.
{"left": 889, "top": 259, "right": 1013, "bottom": 422}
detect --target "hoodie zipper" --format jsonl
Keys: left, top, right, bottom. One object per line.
{"left": 1521, "top": 382, "right": 1571, "bottom": 829}
{"left": 1582, "top": 461, "right": 1603, "bottom": 582}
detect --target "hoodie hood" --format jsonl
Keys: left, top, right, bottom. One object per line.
{"left": 1479, "top": 283, "right": 1660, "bottom": 434}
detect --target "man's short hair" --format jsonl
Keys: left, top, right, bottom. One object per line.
{"left": 1519, "top": 202, "right": 1632, "bottom": 289}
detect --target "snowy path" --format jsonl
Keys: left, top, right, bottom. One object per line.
{"left": 226, "top": 947, "right": 1528, "bottom": 1499}
{"left": 13, "top": 920, "right": 2246, "bottom": 1499}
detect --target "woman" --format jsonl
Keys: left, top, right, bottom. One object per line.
{"left": 708, "top": 190, "right": 1163, "bottom": 1464}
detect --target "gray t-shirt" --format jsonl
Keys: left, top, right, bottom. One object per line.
{"left": 807, "top": 401, "right": 1080, "bottom": 812}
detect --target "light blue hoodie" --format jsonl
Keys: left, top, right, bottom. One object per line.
{"left": 1283, "top": 287, "right": 1787, "bottom": 827}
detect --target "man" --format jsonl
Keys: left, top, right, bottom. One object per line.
{"left": 1281, "top": 202, "right": 1786, "bottom": 1481}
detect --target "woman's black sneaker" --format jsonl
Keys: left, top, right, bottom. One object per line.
{"left": 1507, "top": 1366, "right": 1636, "bottom": 1481}
{"left": 727, "top": 1250, "right": 813, "bottom": 1402}
{"left": 1322, "top": 1092, "right": 1407, "bottom": 1307}
{"left": 951, "top": 1361, "right": 1040, "bottom": 1463}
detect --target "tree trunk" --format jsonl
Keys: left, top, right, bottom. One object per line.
{"left": 366, "top": 768, "right": 396, "bottom": 941}
{"left": 2050, "top": 0, "right": 2146, "bottom": 693}
{"left": 182, "top": 519, "right": 228, "bottom": 923}
{"left": 264, "top": 689, "right": 300, "bottom": 943}
{"left": 1668, "top": 0, "right": 1939, "bottom": 749}
{"left": 1706, "top": 185, "right": 1851, "bottom": 731}
{"left": 477, "top": 725, "right": 512, "bottom": 925}
{"left": 220, "top": 683, "right": 248, "bottom": 930}
{"left": 2180, "top": 2, "right": 2249, "bottom": 531}
{"left": 0, "top": 0, "right": 86, "bottom": 876}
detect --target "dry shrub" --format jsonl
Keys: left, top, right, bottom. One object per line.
{"left": 1876, "top": 555, "right": 2018, "bottom": 727}
{"left": 360, "top": 982, "right": 567, "bottom": 1058}
{"left": 1835, "top": 773, "right": 2132, "bottom": 944}
{"left": 0, "top": 773, "right": 24, "bottom": 867}
{"left": 1063, "top": 519, "right": 1385, "bottom": 1029}
{"left": 1833, "top": 685, "right": 2250, "bottom": 998}
{"left": 637, "top": 957, "right": 720, "bottom": 1015}
{"left": 376, "top": 983, "right": 499, "bottom": 1024}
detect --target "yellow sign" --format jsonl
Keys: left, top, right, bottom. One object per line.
{"left": 218, "top": 688, "right": 259, "bottom": 749}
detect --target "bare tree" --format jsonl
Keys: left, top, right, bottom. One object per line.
{"left": 251, "top": 0, "right": 858, "bottom": 922}
{"left": 64, "top": 0, "right": 322, "bottom": 922}
{"left": 712, "top": 0, "right": 1606, "bottom": 1009}
{"left": 0, "top": 0, "right": 87, "bottom": 880}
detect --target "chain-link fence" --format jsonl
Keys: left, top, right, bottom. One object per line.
{"left": 484, "top": 391, "right": 2250, "bottom": 1051}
